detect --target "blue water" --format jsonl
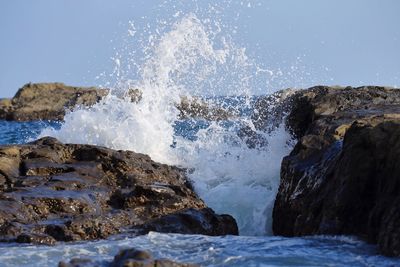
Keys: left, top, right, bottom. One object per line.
{"left": 0, "top": 233, "right": 398, "bottom": 267}
{"left": 0, "top": 119, "right": 399, "bottom": 267}
{"left": 0, "top": 120, "right": 60, "bottom": 145}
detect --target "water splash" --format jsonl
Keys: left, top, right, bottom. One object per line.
{"left": 41, "top": 10, "right": 294, "bottom": 235}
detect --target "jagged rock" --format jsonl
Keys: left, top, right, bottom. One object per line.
{"left": 0, "top": 137, "right": 237, "bottom": 244}
{"left": 59, "top": 248, "right": 198, "bottom": 267}
{"left": 270, "top": 85, "right": 400, "bottom": 256}
{"left": 0, "top": 83, "right": 108, "bottom": 121}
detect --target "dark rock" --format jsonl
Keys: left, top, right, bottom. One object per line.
{"left": 59, "top": 248, "right": 198, "bottom": 267}
{"left": 251, "top": 88, "right": 296, "bottom": 133}
{"left": 135, "top": 207, "right": 238, "bottom": 236}
{"left": 270, "top": 85, "right": 400, "bottom": 256}
{"left": 0, "top": 137, "right": 237, "bottom": 244}
{"left": 238, "top": 89, "right": 295, "bottom": 148}
{"left": 58, "top": 258, "right": 94, "bottom": 267}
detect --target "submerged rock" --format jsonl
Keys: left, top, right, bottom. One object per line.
{"left": 59, "top": 248, "right": 198, "bottom": 267}
{"left": 269, "top": 85, "right": 400, "bottom": 256}
{"left": 0, "top": 137, "right": 237, "bottom": 244}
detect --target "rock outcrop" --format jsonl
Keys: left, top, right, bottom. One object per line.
{"left": 0, "top": 137, "right": 237, "bottom": 244}
{"left": 268, "top": 86, "right": 400, "bottom": 256}
{"left": 0, "top": 83, "right": 234, "bottom": 122}
{"left": 59, "top": 248, "right": 198, "bottom": 267}
{"left": 0, "top": 83, "right": 108, "bottom": 121}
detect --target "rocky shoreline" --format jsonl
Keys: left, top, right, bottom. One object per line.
{"left": 0, "top": 137, "right": 237, "bottom": 245}
{"left": 1, "top": 83, "right": 400, "bottom": 259}
{"left": 257, "top": 86, "right": 400, "bottom": 257}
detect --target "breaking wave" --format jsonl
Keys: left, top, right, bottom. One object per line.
{"left": 40, "top": 6, "right": 294, "bottom": 235}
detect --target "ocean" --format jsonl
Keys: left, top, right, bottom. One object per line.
{"left": 0, "top": 7, "right": 399, "bottom": 267}
{"left": 0, "top": 117, "right": 399, "bottom": 266}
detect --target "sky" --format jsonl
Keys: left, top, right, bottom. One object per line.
{"left": 1, "top": 0, "right": 400, "bottom": 97}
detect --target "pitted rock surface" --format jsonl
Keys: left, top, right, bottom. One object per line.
{"left": 0, "top": 137, "right": 238, "bottom": 244}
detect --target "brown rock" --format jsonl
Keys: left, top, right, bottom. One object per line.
{"left": 59, "top": 248, "right": 198, "bottom": 267}
{"left": 0, "top": 137, "right": 237, "bottom": 244}
{"left": 0, "top": 83, "right": 108, "bottom": 121}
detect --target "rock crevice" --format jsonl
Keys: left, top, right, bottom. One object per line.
{"left": 266, "top": 86, "right": 400, "bottom": 256}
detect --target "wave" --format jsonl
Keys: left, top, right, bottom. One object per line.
{"left": 40, "top": 12, "right": 293, "bottom": 235}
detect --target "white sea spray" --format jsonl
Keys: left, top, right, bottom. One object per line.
{"left": 41, "top": 10, "right": 293, "bottom": 235}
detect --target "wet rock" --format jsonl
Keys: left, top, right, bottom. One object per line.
{"left": 251, "top": 88, "right": 296, "bottom": 133}
{"left": 237, "top": 89, "right": 295, "bottom": 148}
{"left": 59, "top": 248, "right": 198, "bottom": 267}
{"left": 178, "top": 96, "right": 236, "bottom": 121}
{"left": 16, "top": 233, "right": 56, "bottom": 245}
{"left": 0, "top": 137, "right": 237, "bottom": 244}
{"left": 112, "top": 248, "right": 198, "bottom": 267}
{"left": 0, "top": 83, "right": 108, "bottom": 121}
{"left": 59, "top": 258, "right": 94, "bottom": 267}
{"left": 270, "top": 85, "right": 400, "bottom": 256}
{"left": 136, "top": 207, "right": 238, "bottom": 236}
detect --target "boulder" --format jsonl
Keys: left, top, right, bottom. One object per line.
{"left": 0, "top": 137, "right": 237, "bottom": 244}
{"left": 59, "top": 248, "right": 198, "bottom": 267}
{"left": 270, "top": 85, "right": 400, "bottom": 256}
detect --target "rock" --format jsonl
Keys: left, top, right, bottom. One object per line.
{"left": 59, "top": 258, "right": 94, "bottom": 267}
{"left": 269, "top": 85, "right": 400, "bottom": 256}
{"left": 251, "top": 88, "right": 296, "bottom": 133}
{"left": 135, "top": 207, "right": 238, "bottom": 236}
{"left": 59, "top": 248, "right": 198, "bottom": 267}
{"left": 0, "top": 137, "right": 237, "bottom": 244}
{"left": 178, "top": 96, "right": 236, "bottom": 121}
{"left": 0, "top": 83, "right": 109, "bottom": 121}
{"left": 237, "top": 89, "right": 295, "bottom": 148}
{"left": 283, "top": 85, "right": 400, "bottom": 139}
{"left": 0, "top": 83, "right": 235, "bottom": 122}
{"left": 111, "top": 248, "right": 198, "bottom": 267}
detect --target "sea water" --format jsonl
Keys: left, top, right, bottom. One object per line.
{"left": 39, "top": 12, "right": 292, "bottom": 236}
{"left": 1, "top": 1, "right": 399, "bottom": 266}
{"left": 0, "top": 120, "right": 399, "bottom": 266}
{"left": 0, "top": 231, "right": 399, "bottom": 267}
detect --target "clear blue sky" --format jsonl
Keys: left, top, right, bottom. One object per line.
{"left": 1, "top": 0, "right": 399, "bottom": 97}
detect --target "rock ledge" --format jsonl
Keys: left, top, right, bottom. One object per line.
{"left": 0, "top": 137, "right": 238, "bottom": 244}
{"left": 267, "top": 86, "right": 400, "bottom": 256}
